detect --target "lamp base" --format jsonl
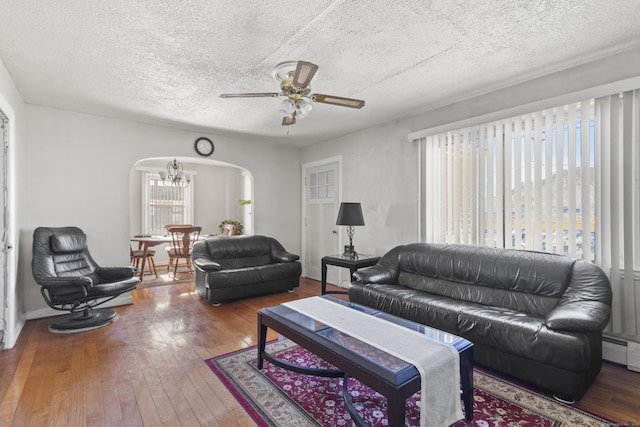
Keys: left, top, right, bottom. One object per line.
{"left": 343, "top": 245, "right": 358, "bottom": 259}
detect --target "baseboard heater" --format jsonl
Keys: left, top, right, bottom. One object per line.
{"left": 602, "top": 335, "right": 640, "bottom": 372}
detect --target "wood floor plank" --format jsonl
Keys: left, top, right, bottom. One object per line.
{"left": 0, "top": 326, "right": 38, "bottom": 425}
{"left": 1, "top": 278, "right": 639, "bottom": 426}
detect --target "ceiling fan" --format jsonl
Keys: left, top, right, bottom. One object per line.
{"left": 220, "top": 61, "right": 365, "bottom": 126}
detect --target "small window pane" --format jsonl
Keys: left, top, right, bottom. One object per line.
{"left": 318, "top": 171, "right": 326, "bottom": 185}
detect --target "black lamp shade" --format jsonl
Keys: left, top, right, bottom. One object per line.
{"left": 336, "top": 203, "right": 365, "bottom": 226}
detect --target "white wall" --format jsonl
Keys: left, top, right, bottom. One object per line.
{"left": 193, "top": 164, "right": 244, "bottom": 233}
{"left": 302, "top": 122, "right": 419, "bottom": 257}
{"left": 19, "top": 105, "right": 301, "bottom": 316}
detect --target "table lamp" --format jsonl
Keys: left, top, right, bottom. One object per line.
{"left": 336, "top": 202, "right": 365, "bottom": 258}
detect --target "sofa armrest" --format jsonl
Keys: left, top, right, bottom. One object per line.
{"left": 97, "top": 266, "right": 136, "bottom": 281}
{"left": 193, "top": 258, "right": 222, "bottom": 271}
{"left": 274, "top": 251, "right": 300, "bottom": 263}
{"left": 37, "top": 276, "right": 93, "bottom": 289}
{"left": 545, "top": 260, "right": 612, "bottom": 332}
{"left": 352, "top": 245, "right": 404, "bottom": 284}
{"left": 352, "top": 265, "right": 397, "bottom": 284}
{"left": 545, "top": 301, "right": 611, "bottom": 331}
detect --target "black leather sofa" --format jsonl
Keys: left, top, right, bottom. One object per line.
{"left": 349, "top": 243, "right": 612, "bottom": 401}
{"left": 192, "top": 235, "right": 301, "bottom": 305}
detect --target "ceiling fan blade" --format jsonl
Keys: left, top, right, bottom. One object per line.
{"left": 291, "top": 61, "right": 318, "bottom": 89}
{"left": 311, "top": 93, "right": 365, "bottom": 109}
{"left": 220, "top": 92, "right": 280, "bottom": 98}
{"left": 282, "top": 112, "right": 297, "bottom": 126}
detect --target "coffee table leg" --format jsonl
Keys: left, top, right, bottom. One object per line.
{"left": 460, "top": 347, "right": 474, "bottom": 421}
{"left": 387, "top": 393, "right": 406, "bottom": 427}
{"left": 321, "top": 259, "right": 328, "bottom": 295}
{"left": 257, "top": 313, "right": 267, "bottom": 370}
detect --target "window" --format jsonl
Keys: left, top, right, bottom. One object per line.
{"left": 309, "top": 169, "right": 335, "bottom": 200}
{"left": 141, "top": 172, "right": 193, "bottom": 235}
{"left": 419, "top": 89, "right": 640, "bottom": 338}
{"left": 421, "top": 100, "right": 596, "bottom": 260}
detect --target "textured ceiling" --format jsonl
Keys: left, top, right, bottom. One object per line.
{"left": 1, "top": 1, "right": 640, "bottom": 146}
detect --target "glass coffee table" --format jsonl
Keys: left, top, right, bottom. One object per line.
{"left": 257, "top": 295, "right": 473, "bottom": 426}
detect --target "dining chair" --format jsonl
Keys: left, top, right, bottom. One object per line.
{"left": 166, "top": 226, "right": 202, "bottom": 277}
{"left": 130, "top": 245, "right": 158, "bottom": 278}
{"left": 164, "top": 224, "right": 193, "bottom": 234}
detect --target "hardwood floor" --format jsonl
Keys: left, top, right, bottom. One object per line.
{"left": 0, "top": 277, "right": 639, "bottom": 426}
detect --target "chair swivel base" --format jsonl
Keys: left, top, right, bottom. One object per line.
{"left": 48, "top": 308, "right": 119, "bottom": 334}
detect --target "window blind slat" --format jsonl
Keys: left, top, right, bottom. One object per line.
{"left": 622, "top": 91, "right": 637, "bottom": 336}
{"left": 462, "top": 130, "right": 470, "bottom": 245}
{"left": 543, "top": 109, "right": 554, "bottom": 254}
{"left": 609, "top": 95, "right": 623, "bottom": 334}
{"left": 523, "top": 114, "right": 533, "bottom": 251}
{"left": 580, "top": 102, "right": 592, "bottom": 260}
{"left": 567, "top": 104, "right": 578, "bottom": 257}
{"left": 452, "top": 132, "right": 460, "bottom": 243}
{"left": 555, "top": 107, "right": 565, "bottom": 255}
{"left": 513, "top": 118, "right": 522, "bottom": 249}
{"left": 496, "top": 122, "right": 505, "bottom": 247}
{"left": 533, "top": 111, "right": 544, "bottom": 251}
{"left": 486, "top": 123, "right": 495, "bottom": 246}
{"left": 473, "top": 126, "right": 482, "bottom": 245}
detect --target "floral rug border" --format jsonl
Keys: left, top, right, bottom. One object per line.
{"left": 206, "top": 339, "right": 612, "bottom": 426}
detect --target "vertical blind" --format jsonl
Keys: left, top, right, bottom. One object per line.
{"left": 420, "top": 89, "right": 640, "bottom": 339}
{"left": 422, "top": 101, "right": 595, "bottom": 260}
{"left": 596, "top": 90, "right": 640, "bottom": 336}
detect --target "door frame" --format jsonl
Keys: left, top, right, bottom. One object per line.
{"left": 301, "top": 156, "right": 342, "bottom": 278}
{"left": 0, "top": 101, "right": 17, "bottom": 350}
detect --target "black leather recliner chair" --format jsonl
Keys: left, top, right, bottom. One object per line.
{"left": 32, "top": 226, "right": 139, "bottom": 333}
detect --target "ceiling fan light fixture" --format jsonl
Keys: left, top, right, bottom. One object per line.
{"left": 296, "top": 98, "right": 313, "bottom": 118}
{"left": 280, "top": 98, "right": 296, "bottom": 117}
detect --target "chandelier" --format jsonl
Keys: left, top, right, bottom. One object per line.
{"left": 159, "top": 159, "right": 190, "bottom": 188}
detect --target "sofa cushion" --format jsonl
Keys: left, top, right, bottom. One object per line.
{"left": 397, "top": 244, "right": 575, "bottom": 316}
{"left": 199, "top": 235, "right": 273, "bottom": 268}
{"left": 348, "top": 280, "right": 590, "bottom": 373}
{"left": 205, "top": 262, "right": 302, "bottom": 288}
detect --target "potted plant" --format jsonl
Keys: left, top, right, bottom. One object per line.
{"left": 218, "top": 220, "right": 243, "bottom": 235}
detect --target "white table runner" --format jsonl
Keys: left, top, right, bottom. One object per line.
{"left": 283, "top": 297, "right": 463, "bottom": 426}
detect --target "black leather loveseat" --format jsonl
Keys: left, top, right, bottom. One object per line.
{"left": 192, "top": 235, "right": 301, "bottom": 305}
{"left": 349, "top": 243, "right": 612, "bottom": 401}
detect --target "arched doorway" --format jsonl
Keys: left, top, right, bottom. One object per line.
{"left": 129, "top": 157, "right": 253, "bottom": 265}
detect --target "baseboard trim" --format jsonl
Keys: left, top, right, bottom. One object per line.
{"left": 25, "top": 294, "right": 134, "bottom": 320}
{"left": 603, "top": 338, "right": 627, "bottom": 365}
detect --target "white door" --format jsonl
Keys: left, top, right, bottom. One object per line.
{"left": 304, "top": 161, "right": 340, "bottom": 283}
{"left": 0, "top": 109, "right": 9, "bottom": 348}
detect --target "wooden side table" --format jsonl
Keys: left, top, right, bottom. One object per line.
{"left": 321, "top": 254, "right": 381, "bottom": 295}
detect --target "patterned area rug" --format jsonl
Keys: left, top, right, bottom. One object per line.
{"left": 206, "top": 339, "right": 613, "bottom": 427}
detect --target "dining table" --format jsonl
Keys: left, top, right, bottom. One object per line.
{"left": 130, "top": 234, "right": 214, "bottom": 281}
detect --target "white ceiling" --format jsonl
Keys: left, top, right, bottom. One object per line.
{"left": 1, "top": 1, "right": 640, "bottom": 146}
